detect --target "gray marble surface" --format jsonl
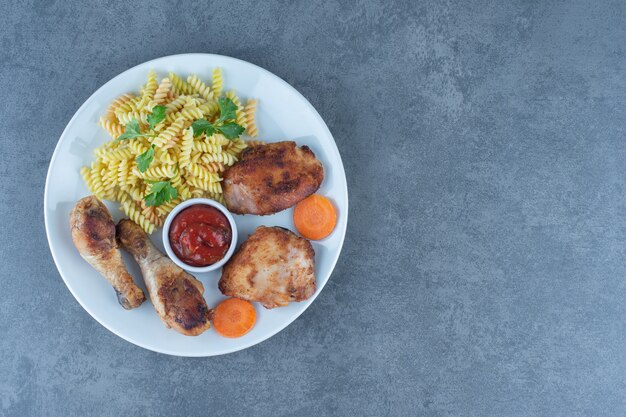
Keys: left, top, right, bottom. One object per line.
{"left": 2, "top": 0, "right": 626, "bottom": 415}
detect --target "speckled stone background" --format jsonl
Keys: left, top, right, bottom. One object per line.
{"left": 2, "top": 0, "right": 626, "bottom": 415}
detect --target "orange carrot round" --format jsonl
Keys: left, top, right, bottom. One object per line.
{"left": 293, "top": 194, "right": 337, "bottom": 240}
{"left": 213, "top": 298, "right": 257, "bottom": 338}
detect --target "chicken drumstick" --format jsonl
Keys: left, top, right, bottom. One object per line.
{"left": 116, "top": 219, "right": 211, "bottom": 336}
{"left": 70, "top": 196, "right": 146, "bottom": 309}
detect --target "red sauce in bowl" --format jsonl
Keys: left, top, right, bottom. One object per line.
{"left": 168, "top": 205, "right": 232, "bottom": 267}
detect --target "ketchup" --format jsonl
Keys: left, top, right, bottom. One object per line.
{"left": 169, "top": 205, "right": 232, "bottom": 267}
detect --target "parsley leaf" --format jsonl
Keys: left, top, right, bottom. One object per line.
{"left": 147, "top": 105, "right": 167, "bottom": 129}
{"left": 117, "top": 119, "right": 155, "bottom": 141}
{"left": 191, "top": 119, "right": 216, "bottom": 137}
{"left": 217, "top": 122, "right": 245, "bottom": 139}
{"left": 144, "top": 181, "right": 178, "bottom": 207}
{"left": 136, "top": 145, "right": 155, "bottom": 173}
{"left": 217, "top": 98, "right": 237, "bottom": 122}
{"left": 117, "top": 120, "right": 144, "bottom": 141}
{"left": 189, "top": 99, "right": 241, "bottom": 140}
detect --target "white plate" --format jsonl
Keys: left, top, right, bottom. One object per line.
{"left": 44, "top": 54, "right": 348, "bottom": 356}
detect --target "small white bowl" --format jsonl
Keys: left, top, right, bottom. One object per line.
{"left": 162, "top": 198, "right": 238, "bottom": 273}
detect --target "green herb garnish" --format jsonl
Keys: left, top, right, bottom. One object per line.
{"left": 117, "top": 119, "right": 156, "bottom": 141}
{"left": 191, "top": 119, "right": 216, "bottom": 138}
{"left": 217, "top": 122, "right": 245, "bottom": 139}
{"left": 117, "top": 120, "right": 145, "bottom": 141}
{"left": 143, "top": 180, "right": 178, "bottom": 207}
{"left": 147, "top": 105, "right": 166, "bottom": 130}
{"left": 217, "top": 98, "right": 238, "bottom": 123}
{"left": 190, "top": 98, "right": 244, "bottom": 140}
{"left": 136, "top": 145, "right": 155, "bottom": 173}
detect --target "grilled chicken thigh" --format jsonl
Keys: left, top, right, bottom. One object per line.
{"left": 223, "top": 141, "right": 324, "bottom": 215}
{"left": 219, "top": 226, "right": 316, "bottom": 309}
{"left": 116, "top": 219, "right": 211, "bottom": 336}
{"left": 70, "top": 196, "right": 146, "bottom": 309}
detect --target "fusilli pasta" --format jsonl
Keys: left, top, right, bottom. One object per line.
{"left": 244, "top": 99, "right": 258, "bottom": 137}
{"left": 187, "top": 74, "right": 213, "bottom": 101}
{"left": 147, "top": 77, "right": 172, "bottom": 109}
{"left": 212, "top": 68, "right": 223, "bottom": 97}
{"left": 82, "top": 69, "right": 260, "bottom": 233}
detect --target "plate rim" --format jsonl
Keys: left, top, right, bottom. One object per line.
{"left": 43, "top": 53, "right": 349, "bottom": 357}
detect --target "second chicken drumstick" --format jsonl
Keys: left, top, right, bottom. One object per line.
{"left": 116, "top": 219, "right": 212, "bottom": 336}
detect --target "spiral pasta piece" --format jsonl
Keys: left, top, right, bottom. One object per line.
{"left": 102, "top": 188, "right": 118, "bottom": 200}
{"left": 136, "top": 164, "right": 176, "bottom": 180}
{"left": 169, "top": 72, "right": 194, "bottom": 95}
{"left": 156, "top": 197, "right": 182, "bottom": 216}
{"left": 177, "top": 183, "right": 192, "bottom": 200}
{"left": 208, "top": 133, "right": 230, "bottom": 146}
{"left": 224, "top": 138, "right": 247, "bottom": 155}
{"left": 165, "top": 95, "right": 188, "bottom": 113}
{"left": 225, "top": 90, "right": 241, "bottom": 108}
{"left": 105, "top": 93, "right": 136, "bottom": 121}
{"left": 244, "top": 99, "right": 258, "bottom": 137}
{"left": 170, "top": 165, "right": 183, "bottom": 187}
{"left": 190, "top": 187, "right": 205, "bottom": 198}
{"left": 94, "top": 140, "right": 121, "bottom": 158}
{"left": 201, "top": 151, "right": 238, "bottom": 166}
{"left": 164, "top": 106, "right": 203, "bottom": 125}
{"left": 141, "top": 205, "right": 164, "bottom": 227}
{"left": 198, "top": 101, "right": 219, "bottom": 117}
{"left": 184, "top": 95, "right": 206, "bottom": 107}
{"left": 179, "top": 127, "right": 194, "bottom": 168}
{"left": 164, "top": 134, "right": 182, "bottom": 150}
{"left": 201, "top": 161, "right": 226, "bottom": 172}
{"left": 116, "top": 109, "right": 149, "bottom": 125}
{"left": 155, "top": 147, "right": 178, "bottom": 165}
{"left": 187, "top": 74, "right": 213, "bottom": 101}
{"left": 80, "top": 165, "right": 91, "bottom": 180}
{"left": 117, "top": 159, "right": 136, "bottom": 186}
{"left": 212, "top": 68, "right": 223, "bottom": 97}
{"left": 116, "top": 96, "right": 144, "bottom": 115}
{"left": 152, "top": 116, "right": 184, "bottom": 148}
{"left": 80, "top": 166, "right": 98, "bottom": 194}
{"left": 186, "top": 162, "right": 220, "bottom": 182}
{"left": 102, "top": 160, "right": 121, "bottom": 190}
{"left": 116, "top": 189, "right": 132, "bottom": 206}
{"left": 99, "top": 117, "right": 125, "bottom": 138}
{"left": 121, "top": 201, "right": 156, "bottom": 234}
{"left": 235, "top": 109, "right": 247, "bottom": 129}
{"left": 101, "top": 147, "right": 133, "bottom": 163}
{"left": 147, "top": 77, "right": 172, "bottom": 109}
{"left": 122, "top": 182, "right": 147, "bottom": 201}
{"left": 186, "top": 176, "right": 223, "bottom": 193}
{"left": 190, "top": 151, "right": 202, "bottom": 165}
{"left": 206, "top": 191, "right": 226, "bottom": 205}
{"left": 137, "top": 70, "right": 158, "bottom": 108}
{"left": 85, "top": 166, "right": 105, "bottom": 197}
{"left": 193, "top": 139, "right": 222, "bottom": 154}
{"left": 129, "top": 138, "right": 151, "bottom": 155}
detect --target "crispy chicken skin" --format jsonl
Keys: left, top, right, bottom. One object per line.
{"left": 70, "top": 196, "right": 145, "bottom": 309}
{"left": 223, "top": 141, "right": 324, "bottom": 215}
{"left": 116, "top": 219, "right": 211, "bottom": 336}
{"left": 219, "top": 226, "right": 316, "bottom": 309}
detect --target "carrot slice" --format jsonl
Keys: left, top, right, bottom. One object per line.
{"left": 213, "top": 298, "right": 257, "bottom": 338}
{"left": 293, "top": 194, "right": 337, "bottom": 240}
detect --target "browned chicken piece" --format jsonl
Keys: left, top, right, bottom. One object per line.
{"left": 219, "top": 226, "right": 316, "bottom": 309}
{"left": 223, "top": 141, "right": 324, "bottom": 215}
{"left": 116, "top": 219, "right": 211, "bottom": 336}
{"left": 70, "top": 196, "right": 146, "bottom": 309}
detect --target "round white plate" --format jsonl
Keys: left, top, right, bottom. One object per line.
{"left": 44, "top": 54, "right": 348, "bottom": 356}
